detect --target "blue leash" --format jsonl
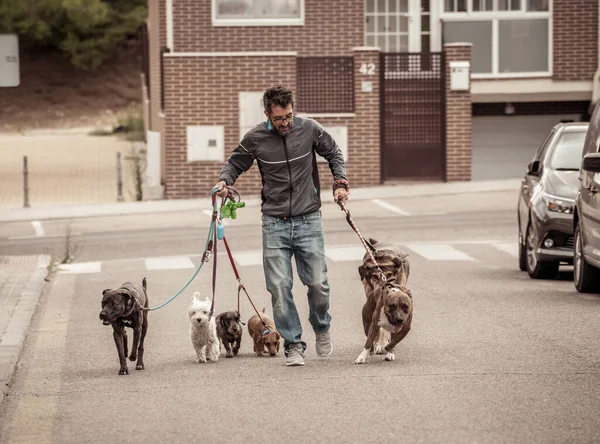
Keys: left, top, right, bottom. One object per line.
{"left": 143, "top": 187, "right": 221, "bottom": 312}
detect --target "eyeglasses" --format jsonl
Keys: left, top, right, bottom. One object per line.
{"left": 271, "top": 114, "right": 294, "bottom": 124}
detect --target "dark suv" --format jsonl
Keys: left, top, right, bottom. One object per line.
{"left": 518, "top": 122, "right": 589, "bottom": 279}
{"left": 574, "top": 103, "right": 600, "bottom": 292}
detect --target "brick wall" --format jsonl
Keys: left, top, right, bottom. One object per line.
{"left": 163, "top": 56, "right": 296, "bottom": 199}
{"left": 147, "top": 0, "right": 167, "bottom": 183}
{"left": 172, "top": 0, "right": 363, "bottom": 55}
{"left": 553, "top": 0, "right": 598, "bottom": 81}
{"left": 162, "top": 48, "right": 380, "bottom": 200}
{"left": 445, "top": 44, "right": 472, "bottom": 181}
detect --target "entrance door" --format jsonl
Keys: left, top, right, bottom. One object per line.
{"left": 379, "top": 52, "right": 446, "bottom": 181}
{"left": 364, "top": 0, "right": 434, "bottom": 53}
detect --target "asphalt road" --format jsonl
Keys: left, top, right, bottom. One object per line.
{"left": 1, "top": 190, "right": 600, "bottom": 444}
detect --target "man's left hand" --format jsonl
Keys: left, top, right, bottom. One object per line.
{"left": 334, "top": 188, "right": 349, "bottom": 205}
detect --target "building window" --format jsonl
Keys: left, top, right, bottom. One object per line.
{"left": 212, "top": 0, "right": 304, "bottom": 26}
{"left": 441, "top": 0, "right": 551, "bottom": 77}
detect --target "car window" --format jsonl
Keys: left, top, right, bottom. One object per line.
{"left": 547, "top": 131, "right": 588, "bottom": 170}
{"left": 535, "top": 129, "right": 555, "bottom": 161}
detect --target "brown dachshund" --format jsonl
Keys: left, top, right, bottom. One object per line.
{"left": 247, "top": 308, "right": 281, "bottom": 356}
{"left": 215, "top": 310, "right": 244, "bottom": 358}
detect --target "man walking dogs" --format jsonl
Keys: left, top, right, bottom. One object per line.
{"left": 214, "top": 85, "right": 349, "bottom": 366}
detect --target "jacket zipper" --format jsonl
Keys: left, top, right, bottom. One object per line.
{"left": 282, "top": 135, "right": 293, "bottom": 217}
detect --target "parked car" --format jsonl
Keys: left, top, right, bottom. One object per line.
{"left": 518, "top": 121, "right": 589, "bottom": 279}
{"left": 574, "top": 103, "right": 600, "bottom": 292}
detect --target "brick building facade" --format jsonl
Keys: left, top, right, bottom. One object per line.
{"left": 143, "top": 0, "right": 598, "bottom": 200}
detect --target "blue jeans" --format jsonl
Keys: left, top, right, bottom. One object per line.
{"left": 261, "top": 211, "right": 331, "bottom": 353}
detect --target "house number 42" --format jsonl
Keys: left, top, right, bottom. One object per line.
{"left": 359, "top": 63, "right": 376, "bottom": 75}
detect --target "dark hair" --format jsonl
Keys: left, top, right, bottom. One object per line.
{"left": 263, "top": 86, "right": 294, "bottom": 114}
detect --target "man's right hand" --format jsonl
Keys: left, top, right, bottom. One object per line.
{"left": 214, "top": 180, "right": 228, "bottom": 198}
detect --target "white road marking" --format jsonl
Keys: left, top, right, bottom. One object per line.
{"left": 145, "top": 256, "right": 195, "bottom": 270}
{"left": 325, "top": 246, "right": 367, "bottom": 262}
{"left": 31, "top": 220, "right": 45, "bottom": 237}
{"left": 57, "top": 261, "right": 102, "bottom": 274}
{"left": 492, "top": 242, "right": 518, "bottom": 257}
{"left": 232, "top": 250, "right": 263, "bottom": 266}
{"left": 405, "top": 244, "right": 475, "bottom": 261}
{"left": 371, "top": 199, "right": 411, "bottom": 216}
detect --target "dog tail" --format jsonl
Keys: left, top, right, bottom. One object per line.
{"left": 142, "top": 277, "right": 147, "bottom": 290}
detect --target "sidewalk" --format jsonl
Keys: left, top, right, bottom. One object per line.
{"left": 0, "top": 255, "right": 50, "bottom": 397}
{"left": 0, "top": 178, "right": 522, "bottom": 223}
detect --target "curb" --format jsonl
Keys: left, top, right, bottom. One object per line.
{"left": 0, "top": 179, "right": 521, "bottom": 223}
{"left": 0, "top": 255, "right": 51, "bottom": 397}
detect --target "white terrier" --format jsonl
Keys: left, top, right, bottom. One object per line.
{"left": 188, "top": 292, "right": 220, "bottom": 363}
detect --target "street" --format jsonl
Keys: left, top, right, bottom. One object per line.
{"left": 1, "top": 188, "right": 600, "bottom": 443}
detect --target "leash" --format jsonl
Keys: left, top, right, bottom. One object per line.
{"left": 141, "top": 186, "right": 225, "bottom": 312}
{"left": 337, "top": 198, "right": 387, "bottom": 283}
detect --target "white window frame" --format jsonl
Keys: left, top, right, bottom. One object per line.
{"left": 212, "top": 0, "right": 305, "bottom": 27}
{"left": 440, "top": 0, "right": 552, "bottom": 79}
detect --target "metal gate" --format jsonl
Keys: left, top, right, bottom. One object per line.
{"left": 380, "top": 52, "right": 446, "bottom": 181}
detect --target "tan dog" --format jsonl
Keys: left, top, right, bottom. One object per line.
{"left": 355, "top": 239, "right": 413, "bottom": 364}
{"left": 247, "top": 308, "right": 281, "bottom": 356}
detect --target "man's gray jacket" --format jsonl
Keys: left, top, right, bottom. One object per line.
{"left": 219, "top": 116, "right": 348, "bottom": 217}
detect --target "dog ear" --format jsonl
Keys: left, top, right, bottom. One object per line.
{"left": 220, "top": 315, "right": 228, "bottom": 330}
{"left": 358, "top": 264, "right": 366, "bottom": 280}
{"left": 369, "top": 238, "right": 378, "bottom": 246}
{"left": 102, "top": 289, "right": 111, "bottom": 296}
{"left": 192, "top": 291, "right": 200, "bottom": 301}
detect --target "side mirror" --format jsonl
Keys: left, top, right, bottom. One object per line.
{"left": 527, "top": 160, "right": 540, "bottom": 175}
{"left": 582, "top": 153, "right": 600, "bottom": 173}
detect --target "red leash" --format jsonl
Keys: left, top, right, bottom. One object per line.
{"left": 208, "top": 186, "right": 271, "bottom": 331}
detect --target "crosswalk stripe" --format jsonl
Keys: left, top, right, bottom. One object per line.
{"left": 57, "top": 261, "right": 102, "bottom": 274}
{"left": 325, "top": 246, "right": 367, "bottom": 262}
{"left": 405, "top": 243, "right": 476, "bottom": 261}
{"left": 232, "top": 250, "right": 263, "bottom": 266}
{"left": 145, "top": 256, "right": 195, "bottom": 270}
{"left": 492, "top": 242, "right": 518, "bottom": 257}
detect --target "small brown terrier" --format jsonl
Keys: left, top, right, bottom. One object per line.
{"left": 215, "top": 310, "right": 244, "bottom": 358}
{"left": 247, "top": 308, "right": 281, "bottom": 356}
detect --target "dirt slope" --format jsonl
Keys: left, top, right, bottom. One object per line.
{"left": 0, "top": 42, "right": 143, "bottom": 133}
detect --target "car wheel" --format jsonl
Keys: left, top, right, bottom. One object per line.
{"left": 518, "top": 228, "right": 527, "bottom": 272}
{"left": 573, "top": 223, "right": 600, "bottom": 293}
{"left": 525, "top": 223, "right": 559, "bottom": 279}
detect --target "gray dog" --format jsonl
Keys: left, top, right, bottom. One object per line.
{"left": 99, "top": 278, "right": 149, "bottom": 375}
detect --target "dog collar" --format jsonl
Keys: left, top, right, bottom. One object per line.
{"left": 263, "top": 329, "right": 271, "bottom": 335}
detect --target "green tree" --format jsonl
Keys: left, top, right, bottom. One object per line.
{"left": 0, "top": 0, "right": 147, "bottom": 69}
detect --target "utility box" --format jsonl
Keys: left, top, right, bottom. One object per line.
{"left": 186, "top": 126, "right": 225, "bottom": 162}
{"left": 0, "top": 34, "right": 20, "bottom": 87}
{"left": 449, "top": 61, "right": 470, "bottom": 91}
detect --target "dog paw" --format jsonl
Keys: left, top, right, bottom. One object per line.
{"left": 196, "top": 357, "right": 207, "bottom": 363}
{"left": 384, "top": 352, "right": 395, "bottom": 361}
{"left": 374, "top": 345, "right": 386, "bottom": 355}
{"left": 135, "top": 362, "right": 145, "bottom": 370}
{"left": 354, "top": 348, "right": 370, "bottom": 364}
{"left": 226, "top": 351, "right": 234, "bottom": 358}
{"left": 128, "top": 353, "right": 137, "bottom": 362}
{"left": 119, "top": 368, "right": 129, "bottom": 375}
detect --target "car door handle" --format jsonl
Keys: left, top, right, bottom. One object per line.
{"left": 587, "top": 186, "right": 598, "bottom": 194}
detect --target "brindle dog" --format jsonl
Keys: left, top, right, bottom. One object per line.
{"left": 355, "top": 239, "right": 413, "bottom": 364}
{"left": 216, "top": 310, "right": 244, "bottom": 358}
{"left": 99, "top": 278, "right": 149, "bottom": 375}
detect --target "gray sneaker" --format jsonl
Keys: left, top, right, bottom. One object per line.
{"left": 285, "top": 345, "right": 305, "bottom": 366}
{"left": 316, "top": 332, "right": 333, "bottom": 357}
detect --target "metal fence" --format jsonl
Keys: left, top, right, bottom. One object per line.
{"left": 296, "top": 56, "right": 354, "bottom": 113}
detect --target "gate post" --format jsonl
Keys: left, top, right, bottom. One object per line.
{"left": 444, "top": 43, "right": 473, "bottom": 181}
{"left": 352, "top": 47, "right": 381, "bottom": 185}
